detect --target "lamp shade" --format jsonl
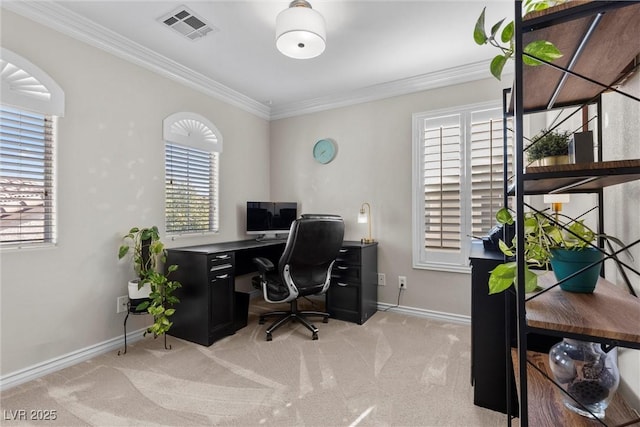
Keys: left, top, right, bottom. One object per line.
{"left": 543, "top": 194, "right": 571, "bottom": 204}
{"left": 358, "top": 211, "right": 368, "bottom": 224}
{"left": 276, "top": 1, "right": 326, "bottom": 59}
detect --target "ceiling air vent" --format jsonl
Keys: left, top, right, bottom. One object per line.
{"left": 158, "top": 6, "right": 218, "bottom": 41}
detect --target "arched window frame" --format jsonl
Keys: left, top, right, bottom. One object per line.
{"left": 1, "top": 48, "right": 64, "bottom": 248}
{"left": 163, "top": 112, "right": 222, "bottom": 235}
{"left": 1, "top": 47, "right": 65, "bottom": 117}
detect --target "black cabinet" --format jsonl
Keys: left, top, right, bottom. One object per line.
{"left": 166, "top": 249, "right": 236, "bottom": 346}
{"left": 470, "top": 243, "right": 517, "bottom": 415}
{"left": 470, "top": 242, "right": 559, "bottom": 415}
{"left": 327, "top": 241, "right": 377, "bottom": 325}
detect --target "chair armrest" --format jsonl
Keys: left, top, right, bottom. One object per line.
{"left": 252, "top": 257, "right": 274, "bottom": 272}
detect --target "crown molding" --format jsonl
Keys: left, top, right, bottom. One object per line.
{"left": 2, "top": 1, "right": 271, "bottom": 120}
{"left": 3, "top": 1, "right": 506, "bottom": 122}
{"left": 270, "top": 61, "right": 503, "bottom": 120}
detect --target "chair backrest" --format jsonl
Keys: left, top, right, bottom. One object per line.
{"left": 278, "top": 215, "right": 345, "bottom": 295}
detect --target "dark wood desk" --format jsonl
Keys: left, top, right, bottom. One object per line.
{"left": 166, "top": 239, "right": 378, "bottom": 346}
{"left": 166, "top": 240, "right": 286, "bottom": 346}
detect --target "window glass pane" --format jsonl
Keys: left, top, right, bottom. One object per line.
{"left": 0, "top": 106, "right": 55, "bottom": 245}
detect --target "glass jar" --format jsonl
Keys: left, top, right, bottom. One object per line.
{"left": 548, "top": 338, "right": 619, "bottom": 419}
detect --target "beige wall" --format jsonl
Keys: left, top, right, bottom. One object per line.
{"left": 269, "top": 77, "right": 507, "bottom": 316}
{"left": 0, "top": 10, "right": 271, "bottom": 376}
{"left": 602, "top": 71, "right": 640, "bottom": 408}
{"left": 2, "top": 8, "right": 638, "bottom": 408}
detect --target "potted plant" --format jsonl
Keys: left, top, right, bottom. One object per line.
{"left": 527, "top": 128, "right": 571, "bottom": 166}
{"left": 118, "top": 226, "right": 181, "bottom": 337}
{"left": 488, "top": 207, "right": 626, "bottom": 295}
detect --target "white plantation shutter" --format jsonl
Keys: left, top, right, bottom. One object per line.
{"left": 163, "top": 113, "right": 221, "bottom": 234}
{"left": 0, "top": 106, "right": 55, "bottom": 245}
{"left": 423, "top": 114, "right": 462, "bottom": 250}
{"left": 413, "top": 103, "right": 511, "bottom": 271}
{"left": 471, "top": 110, "right": 512, "bottom": 238}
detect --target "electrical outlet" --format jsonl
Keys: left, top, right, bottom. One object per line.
{"left": 116, "top": 295, "right": 129, "bottom": 313}
{"left": 399, "top": 276, "right": 407, "bottom": 289}
{"left": 377, "top": 273, "right": 386, "bottom": 286}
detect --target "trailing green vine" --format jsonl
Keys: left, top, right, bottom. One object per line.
{"left": 473, "top": 0, "right": 565, "bottom": 80}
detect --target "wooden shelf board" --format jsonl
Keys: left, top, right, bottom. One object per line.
{"left": 526, "top": 274, "right": 640, "bottom": 345}
{"left": 511, "top": 2, "right": 640, "bottom": 113}
{"left": 521, "top": 159, "right": 640, "bottom": 194}
{"left": 512, "top": 349, "right": 640, "bottom": 426}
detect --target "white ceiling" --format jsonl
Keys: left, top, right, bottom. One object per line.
{"left": 4, "top": 0, "right": 513, "bottom": 119}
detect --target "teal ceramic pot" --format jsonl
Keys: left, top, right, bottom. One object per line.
{"left": 550, "top": 247, "right": 604, "bottom": 293}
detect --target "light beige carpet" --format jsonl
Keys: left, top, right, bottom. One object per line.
{"left": 1, "top": 300, "right": 507, "bottom": 426}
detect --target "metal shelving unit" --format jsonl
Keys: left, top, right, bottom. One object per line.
{"left": 507, "top": 1, "right": 640, "bottom": 425}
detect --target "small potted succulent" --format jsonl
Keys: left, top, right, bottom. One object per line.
{"left": 118, "top": 226, "right": 181, "bottom": 337}
{"left": 526, "top": 128, "right": 572, "bottom": 167}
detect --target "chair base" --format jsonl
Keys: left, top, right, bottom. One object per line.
{"left": 259, "top": 299, "right": 329, "bottom": 341}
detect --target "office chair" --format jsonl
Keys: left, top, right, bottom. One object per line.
{"left": 252, "top": 214, "right": 345, "bottom": 341}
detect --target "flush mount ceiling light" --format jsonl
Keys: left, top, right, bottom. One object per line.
{"left": 276, "top": 0, "right": 326, "bottom": 59}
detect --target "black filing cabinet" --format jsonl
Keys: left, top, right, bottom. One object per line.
{"left": 166, "top": 249, "right": 236, "bottom": 346}
{"left": 470, "top": 243, "right": 517, "bottom": 415}
{"left": 327, "top": 241, "right": 378, "bottom": 324}
{"left": 470, "top": 242, "right": 558, "bottom": 415}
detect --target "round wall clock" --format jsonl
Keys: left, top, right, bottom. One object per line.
{"left": 313, "top": 139, "right": 337, "bottom": 164}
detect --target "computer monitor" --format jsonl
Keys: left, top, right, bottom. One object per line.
{"left": 246, "top": 201, "right": 298, "bottom": 239}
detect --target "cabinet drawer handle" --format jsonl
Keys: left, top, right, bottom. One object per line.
{"left": 339, "top": 249, "right": 348, "bottom": 253}
{"left": 337, "top": 266, "right": 349, "bottom": 270}
{"left": 336, "top": 282, "right": 348, "bottom": 287}
{"left": 215, "top": 274, "right": 229, "bottom": 279}
{"left": 210, "top": 264, "right": 233, "bottom": 272}
{"left": 215, "top": 254, "right": 230, "bottom": 260}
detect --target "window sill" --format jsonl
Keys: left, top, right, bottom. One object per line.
{"left": 412, "top": 262, "right": 471, "bottom": 274}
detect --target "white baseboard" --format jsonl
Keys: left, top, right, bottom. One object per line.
{"left": 377, "top": 303, "right": 471, "bottom": 325}
{"left": 0, "top": 328, "right": 146, "bottom": 392}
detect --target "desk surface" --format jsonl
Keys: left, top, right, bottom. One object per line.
{"left": 168, "top": 239, "right": 285, "bottom": 255}
{"left": 169, "top": 239, "right": 375, "bottom": 255}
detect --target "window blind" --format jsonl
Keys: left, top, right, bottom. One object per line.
{"left": 0, "top": 106, "right": 55, "bottom": 245}
{"left": 165, "top": 142, "right": 218, "bottom": 233}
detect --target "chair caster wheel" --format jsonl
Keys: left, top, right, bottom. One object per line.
{"left": 312, "top": 332, "right": 318, "bottom": 340}
{"left": 322, "top": 317, "right": 329, "bottom": 323}
{"left": 266, "top": 333, "right": 272, "bottom": 341}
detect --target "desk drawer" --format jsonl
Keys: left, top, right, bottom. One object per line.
{"left": 328, "top": 280, "right": 361, "bottom": 323}
{"left": 208, "top": 253, "right": 234, "bottom": 278}
{"left": 332, "top": 262, "right": 360, "bottom": 282}
{"left": 336, "top": 247, "right": 361, "bottom": 265}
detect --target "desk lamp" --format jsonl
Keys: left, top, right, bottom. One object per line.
{"left": 358, "top": 202, "right": 374, "bottom": 243}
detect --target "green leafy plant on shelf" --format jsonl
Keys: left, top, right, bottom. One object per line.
{"left": 526, "top": 128, "right": 571, "bottom": 163}
{"left": 487, "top": 207, "right": 627, "bottom": 295}
{"left": 118, "top": 226, "right": 181, "bottom": 337}
{"left": 474, "top": 0, "right": 565, "bottom": 80}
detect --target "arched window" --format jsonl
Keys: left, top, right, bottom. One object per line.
{"left": 0, "top": 48, "right": 65, "bottom": 247}
{"left": 163, "top": 112, "right": 222, "bottom": 234}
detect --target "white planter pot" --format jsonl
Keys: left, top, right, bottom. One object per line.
{"left": 128, "top": 279, "right": 151, "bottom": 299}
